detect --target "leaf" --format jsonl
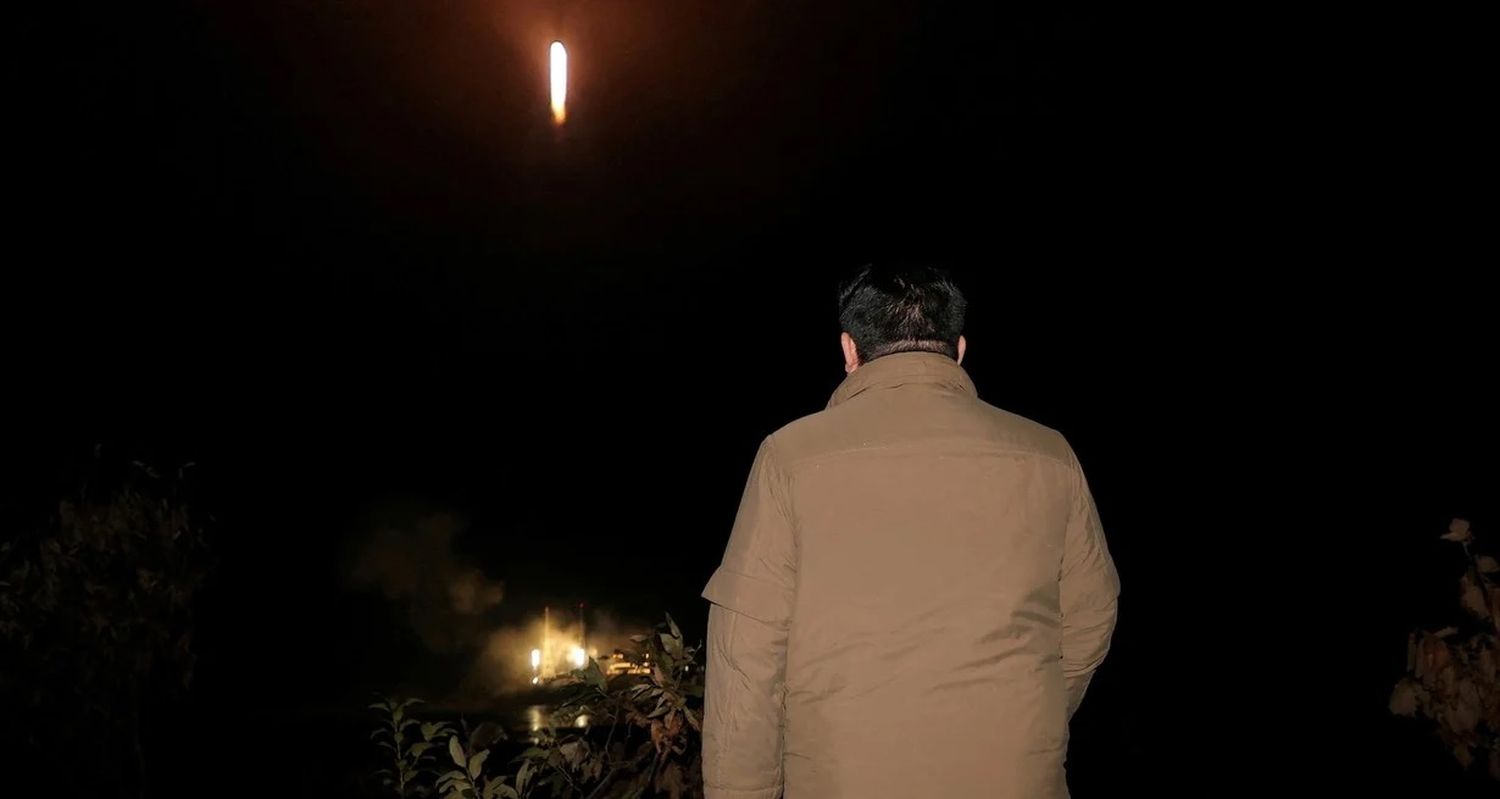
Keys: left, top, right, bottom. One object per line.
{"left": 484, "top": 783, "right": 519, "bottom": 799}
{"left": 516, "top": 760, "right": 535, "bottom": 796}
{"left": 515, "top": 747, "right": 547, "bottom": 762}
{"left": 1389, "top": 679, "right": 1419, "bottom": 716}
{"left": 1415, "top": 634, "right": 1453, "bottom": 679}
{"left": 449, "top": 735, "right": 467, "bottom": 767}
{"left": 467, "top": 749, "right": 490, "bottom": 780}
{"left": 660, "top": 630, "right": 683, "bottom": 661}
{"left": 1453, "top": 743, "right": 1474, "bottom": 769}
{"left": 1451, "top": 680, "right": 1482, "bottom": 733}
{"left": 1442, "top": 518, "right": 1473, "bottom": 543}
{"left": 410, "top": 742, "right": 436, "bottom": 759}
{"left": 469, "top": 721, "right": 505, "bottom": 750}
{"left": 1460, "top": 574, "right": 1488, "bottom": 619}
{"left": 584, "top": 659, "right": 608, "bottom": 692}
{"left": 559, "top": 740, "right": 587, "bottom": 769}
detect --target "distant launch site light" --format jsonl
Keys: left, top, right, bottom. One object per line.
{"left": 549, "top": 41, "right": 568, "bottom": 124}
{"left": 530, "top": 648, "right": 542, "bottom": 669}
{"left": 568, "top": 646, "right": 587, "bottom": 669}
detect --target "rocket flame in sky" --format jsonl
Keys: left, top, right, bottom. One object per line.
{"left": 549, "top": 41, "right": 568, "bottom": 125}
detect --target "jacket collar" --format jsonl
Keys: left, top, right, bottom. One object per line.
{"left": 828, "top": 351, "right": 977, "bottom": 408}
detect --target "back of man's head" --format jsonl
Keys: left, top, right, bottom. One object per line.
{"left": 837, "top": 264, "right": 967, "bottom": 363}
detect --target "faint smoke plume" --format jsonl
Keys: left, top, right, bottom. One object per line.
{"left": 351, "top": 512, "right": 650, "bottom": 703}
{"left": 352, "top": 513, "right": 503, "bottom": 653}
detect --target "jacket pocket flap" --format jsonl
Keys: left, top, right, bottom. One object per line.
{"left": 702, "top": 568, "right": 793, "bottom": 627}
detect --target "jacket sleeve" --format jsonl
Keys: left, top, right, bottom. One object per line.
{"left": 1060, "top": 456, "right": 1120, "bottom": 719}
{"left": 701, "top": 437, "right": 797, "bottom": 799}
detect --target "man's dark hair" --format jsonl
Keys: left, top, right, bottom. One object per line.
{"left": 837, "top": 264, "right": 967, "bottom": 362}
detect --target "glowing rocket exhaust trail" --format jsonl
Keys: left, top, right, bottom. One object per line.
{"left": 550, "top": 41, "right": 568, "bottom": 125}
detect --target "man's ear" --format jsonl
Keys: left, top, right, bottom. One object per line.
{"left": 956, "top": 335, "right": 967, "bottom": 365}
{"left": 841, "top": 332, "right": 860, "bottom": 374}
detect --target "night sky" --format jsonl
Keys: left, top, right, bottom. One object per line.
{"left": 6, "top": 2, "right": 1495, "bottom": 796}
